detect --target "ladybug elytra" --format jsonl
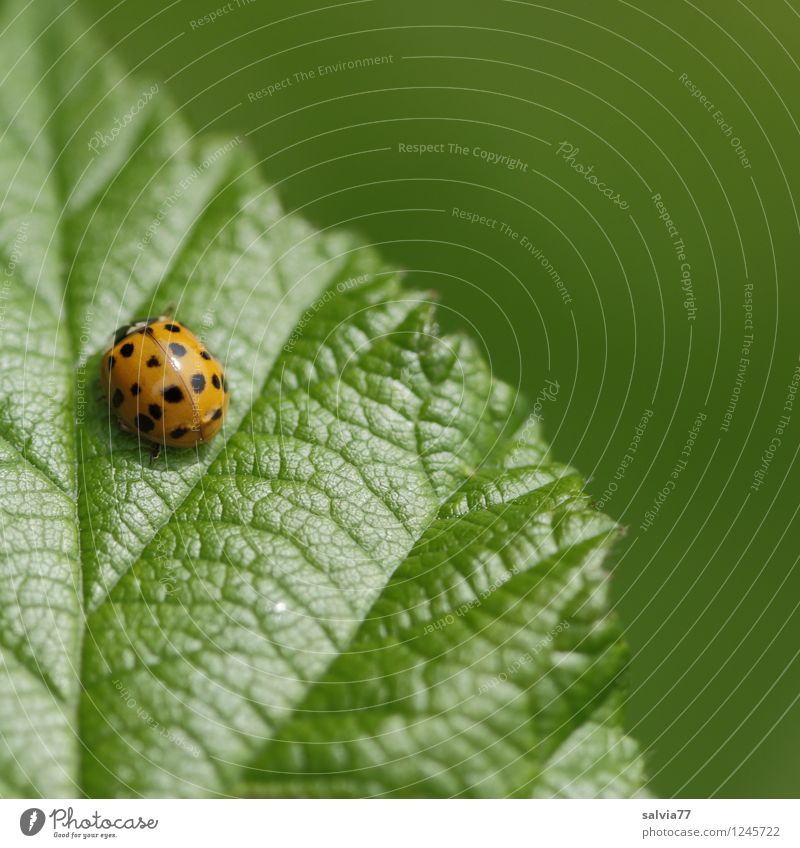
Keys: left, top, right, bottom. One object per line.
{"left": 100, "top": 315, "right": 229, "bottom": 459}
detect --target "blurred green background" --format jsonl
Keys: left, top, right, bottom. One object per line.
{"left": 81, "top": 0, "right": 800, "bottom": 797}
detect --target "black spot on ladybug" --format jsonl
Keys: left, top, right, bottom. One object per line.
{"left": 211, "top": 373, "right": 221, "bottom": 389}
{"left": 163, "top": 385, "right": 184, "bottom": 403}
{"left": 222, "top": 375, "right": 229, "bottom": 393}
{"left": 190, "top": 373, "right": 206, "bottom": 394}
{"left": 120, "top": 342, "right": 134, "bottom": 357}
{"left": 170, "top": 426, "right": 189, "bottom": 439}
{"left": 135, "top": 413, "right": 155, "bottom": 432}
{"left": 163, "top": 323, "right": 181, "bottom": 332}
{"left": 200, "top": 350, "right": 211, "bottom": 360}
{"left": 169, "top": 342, "right": 187, "bottom": 357}
{"left": 131, "top": 383, "right": 141, "bottom": 396}
{"left": 108, "top": 355, "right": 116, "bottom": 370}
{"left": 147, "top": 355, "right": 160, "bottom": 367}
{"left": 211, "top": 407, "right": 223, "bottom": 421}
{"left": 112, "top": 388, "right": 124, "bottom": 408}
{"left": 148, "top": 404, "right": 162, "bottom": 420}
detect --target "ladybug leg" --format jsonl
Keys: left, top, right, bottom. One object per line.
{"left": 149, "top": 442, "right": 162, "bottom": 464}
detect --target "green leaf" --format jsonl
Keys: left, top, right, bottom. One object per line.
{"left": 236, "top": 430, "right": 648, "bottom": 798}
{"left": 0, "top": 0, "right": 648, "bottom": 798}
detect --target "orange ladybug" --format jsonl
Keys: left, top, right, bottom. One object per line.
{"left": 100, "top": 315, "right": 229, "bottom": 459}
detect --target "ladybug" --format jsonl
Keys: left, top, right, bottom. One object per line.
{"left": 100, "top": 314, "right": 229, "bottom": 459}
